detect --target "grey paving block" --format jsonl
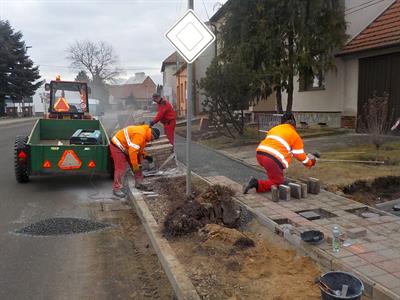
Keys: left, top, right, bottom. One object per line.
{"left": 288, "top": 183, "right": 302, "bottom": 199}
{"left": 309, "top": 177, "right": 321, "bottom": 194}
{"left": 300, "top": 183, "right": 308, "bottom": 198}
{"left": 279, "top": 185, "right": 291, "bottom": 201}
{"left": 298, "top": 211, "right": 321, "bottom": 220}
{"left": 271, "top": 185, "right": 279, "bottom": 202}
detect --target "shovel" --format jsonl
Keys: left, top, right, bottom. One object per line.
{"left": 315, "top": 277, "right": 341, "bottom": 296}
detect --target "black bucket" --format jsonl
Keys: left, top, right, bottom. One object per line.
{"left": 319, "top": 271, "right": 364, "bottom": 300}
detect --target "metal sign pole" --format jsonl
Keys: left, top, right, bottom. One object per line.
{"left": 186, "top": 0, "right": 194, "bottom": 196}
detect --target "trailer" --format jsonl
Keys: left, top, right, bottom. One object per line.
{"left": 14, "top": 77, "right": 112, "bottom": 182}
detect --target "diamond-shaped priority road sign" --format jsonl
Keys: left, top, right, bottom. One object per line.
{"left": 165, "top": 9, "right": 216, "bottom": 64}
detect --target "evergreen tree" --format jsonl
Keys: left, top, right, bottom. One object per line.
{"left": 219, "top": 0, "right": 348, "bottom": 113}
{"left": 75, "top": 70, "right": 91, "bottom": 83}
{"left": 200, "top": 57, "right": 255, "bottom": 136}
{"left": 0, "top": 20, "right": 42, "bottom": 115}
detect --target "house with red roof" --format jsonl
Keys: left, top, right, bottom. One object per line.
{"left": 108, "top": 73, "right": 156, "bottom": 110}
{"left": 276, "top": 0, "right": 399, "bottom": 130}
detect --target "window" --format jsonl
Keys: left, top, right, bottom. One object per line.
{"left": 299, "top": 69, "right": 325, "bottom": 91}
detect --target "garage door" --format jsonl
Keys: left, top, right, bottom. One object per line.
{"left": 358, "top": 52, "right": 400, "bottom": 133}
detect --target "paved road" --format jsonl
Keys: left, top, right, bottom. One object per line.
{"left": 0, "top": 120, "right": 173, "bottom": 300}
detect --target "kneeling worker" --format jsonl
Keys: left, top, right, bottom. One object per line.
{"left": 244, "top": 113, "right": 316, "bottom": 194}
{"left": 149, "top": 93, "right": 176, "bottom": 146}
{"left": 110, "top": 124, "right": 160, "bottom": 197}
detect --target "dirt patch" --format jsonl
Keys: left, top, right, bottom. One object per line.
{"left": 143, "top": 176, "right": 322, "bottom": 300}
{"left": 93, "top": 207, "right": 174, "bottom": 299}
{"left": 341, "top": 176, "right": 400, "bottom": 205}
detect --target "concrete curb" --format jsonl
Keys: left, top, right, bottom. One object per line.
{"left": 126, "top": 180, "right": 201, "bottom": 300}
{"left": 0, "top": 117, "right": 38, "bottom": 126}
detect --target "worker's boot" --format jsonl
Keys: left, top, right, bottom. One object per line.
{"left": 113, "top": 189, "right": 126, "bottom": 198}
{"left": 135, "top": 183, "right": 153, "bottom": 192}
{"left": 243, "top": 177, "right": 258, "bottom": 194}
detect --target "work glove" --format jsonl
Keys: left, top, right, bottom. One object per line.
{"left": 149, "top": 120, "right": 155, "bottom": 127}
{"left": 305, "top": 154, "right": 316, "bottom": 168}
{"left": 131, "top": 164, "right": 141, "bottom": 173}
{"left": 144, "top": 155, "right": 153, "bottom": 163}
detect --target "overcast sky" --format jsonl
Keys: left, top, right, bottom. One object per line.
{"left": 0, "top": 0, "right": 227, "bottom": 84}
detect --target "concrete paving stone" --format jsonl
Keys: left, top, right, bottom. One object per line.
{"left": 348, "top": 244, "right": 373, "bottom": 254}
{"left": 367, "top": 224, "right": 387, "bottom": 233}
{"left": 381, "top": 240, "right": 400, "bottom": 249}
{"left": 340, "top": 255, "right": 369, "bottom": 267}
{"left": 313, "top": 219, "right": 332, "bottom": 225}
{"left": 271, "top": 185, "right": 279, "bottom": 202}
{"left": 381, "top": 222, "right": 400, "bottom": 231}
{"left": 288, "top": 183, "right": 302, "bottom": 199}
{"left": 279, "top": 185, "right": 291, "bottom": 201}
{"left": 356, "top": 264, "right": 388, "bottom": 277}
{"left": 373, "top": 273, "right": 400, "bottom": 289}
{"left": 346, "top": 227, "right": 367, "bottom": 239}
{"left": 364, "top": 233, "right": 387, "bottom": 243}
{"left": 380, "top": 216, "right": 400, "bottom": 223}
{"left": 328, "top": 248, "right": 355, "bottom": 259}
{"left": 359, "top": 252, "right": 388, "bottom": 264}
{"left": 374, "top": 259, "right": 400, "bottom": 273}
{"left": 378, "top": 249, "right": 400, "bottom": 260}
{"left": 342, "top": 215, "right": 363, "bottom": 222}
{"left": 365, "top": 242, "right": 389, "bottom": 252}
{"left": 373, "top": 285, "right": 400, "bottom": 300}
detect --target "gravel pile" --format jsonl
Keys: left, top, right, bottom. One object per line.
{"left": 16, "top": 217, "right": 109, "bottom": 236}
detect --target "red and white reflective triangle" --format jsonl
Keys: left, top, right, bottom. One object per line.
{"left": 58, "top": 150, "right": 82, "bottom": 170}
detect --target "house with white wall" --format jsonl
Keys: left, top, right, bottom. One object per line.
{"left": 198, "top": 0, "right": 399, "bottom": 128}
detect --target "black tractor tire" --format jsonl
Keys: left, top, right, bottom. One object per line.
{"left": 14, "top": 135, "right": 30, "bottom": 183}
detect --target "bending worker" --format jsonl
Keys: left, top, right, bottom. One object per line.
{"left": 243, "top": 113, "right": 316, "bottom": 194}
{"left": 149, "top": 93, "right": 176, "bottom": 145}
{"left": 110, "top": 124, "right": 160, "bottom": 197}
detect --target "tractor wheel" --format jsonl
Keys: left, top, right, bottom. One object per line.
{"left": 14, "top": 135, "right": 30, "bottom": 183}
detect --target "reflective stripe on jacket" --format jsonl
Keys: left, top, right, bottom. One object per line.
{"left": 256, "top": 124, "right": 311, "bottom": 169}
{"left": 112, "top": 125, "right": 152, "bottom": 168}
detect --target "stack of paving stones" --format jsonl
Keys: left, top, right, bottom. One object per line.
{"left": 272, "top": 177, "right": 320, "bottom": 202}
{"left": 145, "top": 136, "right": 175, "bottom": 169}
{"left": 205, "top": 175, "right": 400, "bottom": 300}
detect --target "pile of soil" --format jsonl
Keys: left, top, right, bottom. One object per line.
{"left": 342, "top": 176, "right": 400, "bottom": 205}
{"left": 173, "top": 224, "right": 321, "bottom": 300}
{"left": 163, "top": 184, "right": 242, "bottom": 237}
{"left": 143, "top": 176, "right": 322, "bottom": 299}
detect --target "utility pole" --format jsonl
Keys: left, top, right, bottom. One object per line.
{"left": 186, "top": 0, "right": 194, "bottom": 196}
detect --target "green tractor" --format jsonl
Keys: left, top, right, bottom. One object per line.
{"left": 14, "top": 77, "right": 113, "bottom": 182}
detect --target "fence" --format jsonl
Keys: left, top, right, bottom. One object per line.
{"left": 256, "top": 113, "right": 282, "bottom": 134}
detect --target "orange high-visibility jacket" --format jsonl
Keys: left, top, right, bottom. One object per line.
{"left": 257, "top": 124, "right": 312, "bottom": 169}
{"left": 111, "top": 125, "right": 152, "bottom": 168}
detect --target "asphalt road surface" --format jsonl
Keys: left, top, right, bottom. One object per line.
{"left": 0, "top": 119, "right": 173, "bottom": 300}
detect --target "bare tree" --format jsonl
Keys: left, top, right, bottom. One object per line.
{"left": 361, "top": 92, "right": 393, "bottom": 160}
{"left": 66, "top": 40, "right": 121, "bottom": 83}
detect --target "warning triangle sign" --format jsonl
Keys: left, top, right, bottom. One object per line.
{"left": 58, "top": 150, "right": 82, "bottom": 170}
{"left": 54, "top": 97, "right": 70, "bottom": 112}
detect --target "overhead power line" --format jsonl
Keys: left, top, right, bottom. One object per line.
{"left": 345, "top": 0, "right": 387, "bottom": 15}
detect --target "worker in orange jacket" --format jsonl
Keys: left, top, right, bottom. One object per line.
{"left": 149, "top": 93, "right": 176, "bottom": 145}
{"left": 243, "top": 113, "right": 316, "bottom": 194}
{"left": 110, "top": 124, "right": 160, "bottom": 198}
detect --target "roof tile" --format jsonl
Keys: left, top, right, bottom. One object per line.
{"left": 339, "top": 0, "right": 400, "bottom": 55}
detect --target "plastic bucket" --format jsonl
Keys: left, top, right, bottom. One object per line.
{"left": 319, "top": 271, "right": 364, "bottom": 300}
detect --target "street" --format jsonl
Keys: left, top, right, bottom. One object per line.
{"left": 0, "top": 120, "right": 173, "bottom": 300}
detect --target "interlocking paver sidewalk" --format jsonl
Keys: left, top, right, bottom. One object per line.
{"left": 205, "top": 175, "right": 400, "bottom": 299}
